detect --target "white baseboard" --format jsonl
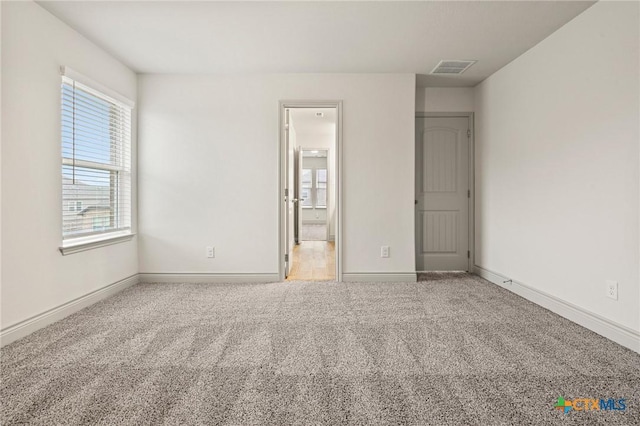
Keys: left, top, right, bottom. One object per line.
{"left": 474, "top": 265, "right": 640, "bottom": 354}
{"left": 0, "top": 274, "right": 139, "bottom": 348}
{"left": 343, "top": 272, "right": 417, "bottom": 283}
{"left": 138, "top": 273, "right": 280, "bottom": 283}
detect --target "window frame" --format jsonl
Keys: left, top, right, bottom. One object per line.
{"left": 299, "top": 163, "right": 328, "bottom": 210}
{"left": 59, "top": 67, "right": 135, "bottom": 255}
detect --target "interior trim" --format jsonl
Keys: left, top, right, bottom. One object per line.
{"left": 59, "top": 233, "right": 135, "bottom": 255}
{"left": 138, "top": 273, "right": 280, "bottom": 283}
{"left": 343, "top": 272, "right": 418, "bottom": 283}
{"left": 474, "top": 265, "right": 640, "bottom": 354}
{"left": 279, "top": 100, "right": 343, "bottom": 282}
{"left": 1, "top": 274, "right": 139, "bottom": 347}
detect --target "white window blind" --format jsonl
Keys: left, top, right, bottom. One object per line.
{"left": 61, "top": 72, "right": 132, "bottom": 241}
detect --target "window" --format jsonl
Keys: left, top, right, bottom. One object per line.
{"left": 67, "top": 201, "right": 82, "bottom": 212}
{"left": 300, "top": 167, "right": 327, "bottom": 209}
{"left": 61, "top": 69, "right": 132, "bottom": 248}
{"left": 92, "top": 216, "right": 110, "bottom": 231}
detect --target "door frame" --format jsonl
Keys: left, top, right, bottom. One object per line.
{"left": 415, "top": 112, "right": 475, "bottom": 272}
{"left": 299, "top": 148, "right": 330, "bottom": 240}
{"left": 279, "top": 101, "right": 343, "bottom": 281}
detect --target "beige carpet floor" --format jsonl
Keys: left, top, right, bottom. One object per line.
{"left": 2, "top": 273, "right": 639, "bottom": 425}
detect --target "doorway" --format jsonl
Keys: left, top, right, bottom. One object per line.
{"left": 415, "top": 114, "right": 473, "bottom": 272}
{"left": 280, "top": 102, "right": 342, "bottom": 281}
{"left": 299, "top": 149, "right": 329, "bottom": 242}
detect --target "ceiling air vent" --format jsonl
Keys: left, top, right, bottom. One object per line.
{"left": 430, "top": 60, "right": 477, "bottom": 75}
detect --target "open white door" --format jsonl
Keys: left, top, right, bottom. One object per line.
{"left": 284, "top": 109, "right": 295, "bottom": 277}
{"left": 295, "top": 147, "right": 303, "bottom": 244}
{"left": 416, "top": 116, "right": 470, "bottom": 271}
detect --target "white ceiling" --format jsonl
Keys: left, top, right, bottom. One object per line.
{"left": 38, "top": 1, "right": 595, "bottom": 87}
{"left": 290, "top": 108, "right": 336, "bottom": 136}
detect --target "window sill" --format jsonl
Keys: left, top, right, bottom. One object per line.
{"left": 59, "top": 232, "right": 135, "bottom": 255}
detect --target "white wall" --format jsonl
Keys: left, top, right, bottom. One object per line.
{"left": 474, "top": 1, "right": 639, "bottom": 334}
{"left": 1, "top": 2, "right": 138, "bottom": 329}
{"left": 138, "top": 74, "right": 416, "bottom": 277}
{"left": 416, "top": 87, "right": 474, "bottom": 113}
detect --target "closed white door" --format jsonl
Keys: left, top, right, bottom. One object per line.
{"left": 416, "top": 117, "right": 470, "bottom": 271}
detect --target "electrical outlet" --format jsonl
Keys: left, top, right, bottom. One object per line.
{"left": 606, "top": 280, "right": 618, "bottom": 300}
{"left": 381, "top": 246, "right": 390, "bottom": 258}
{"left": 206, "top": 246, "right": 215, "bottom": 258}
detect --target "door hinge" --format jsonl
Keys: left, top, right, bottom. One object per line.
{"left": 285, "top": 188, "right": 289, "bottom": 197}
{"left": 467, "top": 129, "right": 471, "bottom": 138}
{"left": 467, "top": 250, "right": 470, "bottom": 259}
{"left": 285, "top": 254, "right": 289, "bottom": 262}
{"left": 285, "top": 123, "right": 290, "bottom": 130}
{"left": 467, "top": 189, "right": 471, "bottom": 198}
